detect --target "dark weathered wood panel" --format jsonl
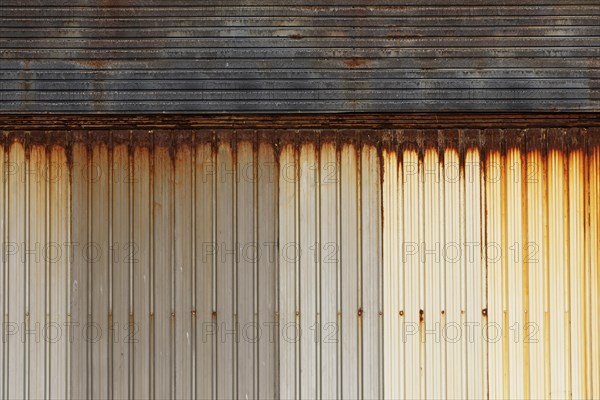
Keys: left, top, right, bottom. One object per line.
{"left": 0, "top": 1, "right": 598, "bottom": 112}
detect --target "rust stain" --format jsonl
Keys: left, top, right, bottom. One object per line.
{"left": 343, "top": 58, "right": 371, "bottom": 68}
{"left": 76, "top": 60, "right": 112, "bottom": 69}
{"left": 71, "top": 59, "right": 112, "bottom": 111}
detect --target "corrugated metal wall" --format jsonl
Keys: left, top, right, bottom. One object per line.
{"left": 0, "top": 128, "right": 599, "bottom": 399}
{"left": 1, "top": 0, "right": 599, "bottom": 112}
{"left": 382, "top": 129, "right": 600, "bottom": 399}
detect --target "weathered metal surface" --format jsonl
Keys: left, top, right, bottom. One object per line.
{"left": 0, "top": 126, "right": 599, "bottom": 399}
{"left": 0, "top": 113, "right": 599, "bottom": 131}
{"left": 0, "top": 1, "right": 599, "bottom": 113}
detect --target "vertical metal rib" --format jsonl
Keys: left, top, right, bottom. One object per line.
{"left": 357, "top": 142, "right": 363, "bottom": 400}
{"left": 316, "top": 140, "right": 322, "bottom": 400}
{"left": 128, "top": 145, "right": 134, "bottom": 400}
{"left": 45, "top": 144, "right": 51, "bottom": 399}
{"left": 149, "top": 142, "right": 155, "bottom": 400}
{"left": 335, "top": 143, "right": 342, "bottom": 400}
{"left": 253, "top": 138, "right": 259, "bottom": 400}
{"left": 191, "top": 139, "right": 197, "bottom": 400}
{"left": 294, "top": 141, "right": 300, "bottom": 400}
{"left": 67, "top": 143, "right": 73, "bottom": 400}
{"left": 86, "top": 144, "right": 92, "bottom": 400}
{"left": 171, "top": 144, "right": 176, "bottom": 400}
{"left": 24, "top": 140, "right": 31, "bottom": 400}
{"left": 232, "top": 135, "right": 238, "bottom": 399}
{"left": 211, "top": 136, "right": 217, "bottom": 400}
{"left": 1, "top": 140, "right": 5, "bottom": 400}
{"left": 108, "top": 140, "right": 114, "bottom": 400}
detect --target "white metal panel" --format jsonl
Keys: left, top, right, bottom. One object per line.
{"left": 70, "top": 143, "right": 90, "bottom": 399}
{"left": 569, "top": 147, "right": 586, "bottom": 400}
{"left": 237, "top": 140, "right": 256, "bottom": 399}
{"left": 0, "top": 143, "right": 4, "bottom": 400}
{"left": 0, "top": 142, "right": 3, "bottom": 400}
{"left": 444, "top": 147, "right": 466, "bottom": 400}
{"left": 379, "top": 130, "right": 598, "bottom": 400}
{"left": 383, "top": 147, "right": 402, "bottom": 400}
{"left": 299, "top": 142, "right": 318, "bottom": 400}
{"left": 194, "top": 142, "right": 215, "bottom": 400}
{"left": 361, "top": 144, "right": 382, "bottom": 400}
{"left": 339, "top": 143, "right": 360, "bottom": 400}
{"left": 486, "top": 148, "right": 505, "bottom": 400}
{"left": 548, "top": 145, "right": 570, "bottom": 399}
{"left": 320, "top": 141, "right": 339, "bottom": 400}
{"left": 174, "top": 144, "right": 193, "bottom": 399}
{"left": 215, "top": 141, "right": 235, "bottom": 399}
{"left": 49, "top": 145, "right": 69, "bottom": 399}
{"left": 0, "top": 129, "right": 597, "bottom": 400}
{"left": 132, "top": 146, "right": 152, "bottom": 400}
{"left": 153, "top": 146, "right": 174, "bottom": 399}
{"left": 589, "top": 142, "right": 600, "bottom": 400}
{"left": 506, "top": 146, "right": 525, "bottom": 399}
{"left": 526, "top": 146, "right": 548, "bottom": 400}
{"left": 112, "top": 144, "right": 130, "bottom": 399}
{"left": 402, "top": 147, "right": 423, "bottom": 399}
{"left": 91, "top": 144, "right": 109, "bottom": 399}
{"left": 7, "top": 141, "right": 25, "bottom": 400}
{"left": 279, "top": 142, "right": 298, "bottom": 400}
{"left": 464, "top": 147, "right": 487, "bottom": 399}
{"left": 28, "top": 145, "right": 47, "bottom": 400}
{"left": 423, "top": 147, "right": 443, "bottom": 399}
{"left": 257, "top": 142, "right": 278, "bottom": 400}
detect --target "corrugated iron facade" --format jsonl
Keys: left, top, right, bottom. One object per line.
{"left": 382, "top": 129, "right": 600, "bottom": 399}
{"left": 0, "top": 124, "right": 599, "bottom": 399}
{"left": 1, "top": 0, "right": 599, "bottom": 112}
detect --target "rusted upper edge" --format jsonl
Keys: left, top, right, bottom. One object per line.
{"left": 0, "top": 113, "right": 599, "bottom": 131}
